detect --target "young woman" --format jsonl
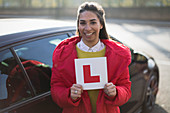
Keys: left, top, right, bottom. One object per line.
{"left": 51, "top": 2, "right": 131, "bottom": 113}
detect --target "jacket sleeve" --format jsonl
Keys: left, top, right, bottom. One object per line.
{"left": 50, "top": 49, "right": 81, "bottom": 108}
{"left": 104, "top": 50, "right": 132, "bottom": 106}
{"left": 104, "top": 67, "right": 131, "bottom": 106}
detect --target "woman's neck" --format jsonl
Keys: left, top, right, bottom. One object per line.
{"left": 82, "top": 39, "right": 99, "bottom": 48}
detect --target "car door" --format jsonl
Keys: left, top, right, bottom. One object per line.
{"left": 0, "top": 33, "right": 70, "bottom": 113}
{"left": 120, "top": 50, "right": 149, "bottom": 113}
{"left": 0, "top": 49, "right": 34, "bottom": 113}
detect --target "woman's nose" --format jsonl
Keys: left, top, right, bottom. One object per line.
{"left": 84, "top": 24, "right": 91, "bottom": 30}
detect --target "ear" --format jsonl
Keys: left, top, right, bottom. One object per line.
{"left": 77, "top": 29, "right": 80, "bottom": 36}
{"left": 100, "top": 24, "right": 103, "bottom": 29}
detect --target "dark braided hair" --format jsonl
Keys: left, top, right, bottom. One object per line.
{"left": 76, "top": 2, "right": 109, "bottom": 39}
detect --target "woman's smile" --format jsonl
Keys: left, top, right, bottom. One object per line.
{"left": 85, "top": 32, "right": 93, "bottom": 36}
{"left": 84, "top": 32, "right": 95, "bottom": 38}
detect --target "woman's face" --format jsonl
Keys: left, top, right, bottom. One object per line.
{"left": 78, "top": 11, "right": 103, "bottom": 47}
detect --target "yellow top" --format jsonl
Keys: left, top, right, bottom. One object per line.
{"left": 76, "top": 45, "right": 106, "bottom": 113}
{"left": 76, "top": 45, "right": 106, "bottom": 59}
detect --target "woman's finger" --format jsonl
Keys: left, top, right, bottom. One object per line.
{"left": 70, "top": 84, "right": 83, "bottom": 100}
{"left": 104, "top": 83, "right": 117, "bottom": 97}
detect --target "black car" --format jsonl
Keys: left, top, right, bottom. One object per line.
{"left": 0, "top": 19, "right": 159, "bottom": 113}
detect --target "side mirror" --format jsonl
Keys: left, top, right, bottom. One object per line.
{"left": 133, "top": 53, "right": 148, "bottom": 64}
{"left": 148, "top": 59, "right": 155, "bottom": 69}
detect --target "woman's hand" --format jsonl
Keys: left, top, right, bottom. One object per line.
{"left": 104, "top": 82, "right": 117, "bottom": 97}
{"left": 70, "top": 84, "right": 83, "bottom": 100}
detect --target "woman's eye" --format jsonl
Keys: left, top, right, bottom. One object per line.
{"left": 91, "top": 22, "right": 96, "bottom": 25}
{"left": 80, "top": 22, "right": 86, "bottom": 25}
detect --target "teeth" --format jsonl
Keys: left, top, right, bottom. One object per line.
{"left": 86, "top": 33, "right": 93, "bottom": 36}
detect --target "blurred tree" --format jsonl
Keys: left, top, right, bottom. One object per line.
{"left": 0, "top": 0, "right": 169, "bottom": 8}
{"left": 133, "top": 0, "right": 137, "bottom": 7}
{"left": 138, "top": 0, "right": 147, "bottom": 7}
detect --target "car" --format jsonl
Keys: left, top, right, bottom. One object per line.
{"left": 0, "top": 18, "right": 159, "bottom": 113}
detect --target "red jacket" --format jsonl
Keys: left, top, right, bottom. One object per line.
{"left": 51, "top": 36, "right": 131, "bottom": 113}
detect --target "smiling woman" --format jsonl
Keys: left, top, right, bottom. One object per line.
{"left": 78, "top": 11, "right": 103, "bottom": 47}
{"left": 76, "top": 2, "right": 109, "bottom": 40}
{"left": 51, "top": 2, "right": 132, "bottom": 113}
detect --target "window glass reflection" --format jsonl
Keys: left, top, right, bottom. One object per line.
{"left": 14, "top": 34, "right": 68, "bottom": 95}
{"left": 0, "top": 49, "right": 32, "bottom": 109}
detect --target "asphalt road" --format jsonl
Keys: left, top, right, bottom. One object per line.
{"left": 106, "top": 19, "right": 170, "bottom": 113}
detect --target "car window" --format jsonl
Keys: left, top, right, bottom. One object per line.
{"left": 14, "top": 34, "right": 68, "bottom": 67}
{"left": 0, "top": 49, "right": 32, "bottom": 109}
{"left": 72, "top": 31, "right": 76, "bottom": 35}
{"left": 13, "top": 34, "right": 68, "bottom": 95}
